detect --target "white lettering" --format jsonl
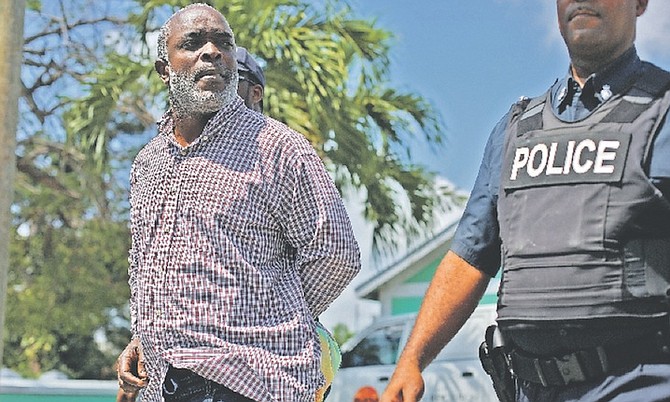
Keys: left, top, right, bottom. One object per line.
{"left": 509, "top": 137, "right": 622, "bottom": 181}
{"left": 528, "top": 144, "right": 548, "bottom": 177}
{"left": 593, "top": 140, "right": 620, "bottom": 174}
{"left": 510, "top": 147, "right": 529, "bottom": 180}
{"left": 572, "top": 139, "right": 596, "bottom": 174}
{"left": 546, "top": 142, "right": 563, "bottom": 175}
{"left": 563, "top": 141, "right": 576, "bottom": 174}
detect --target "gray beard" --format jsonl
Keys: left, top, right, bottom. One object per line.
{"left": 168, "top": 67, "right": 238, "bottom": 118}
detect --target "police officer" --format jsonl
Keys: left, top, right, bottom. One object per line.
{"left": 381, "top": 1, "right": 670, "bottom": 401}
{"left": 235, "top": 46, "right": 265, "bottom": 113}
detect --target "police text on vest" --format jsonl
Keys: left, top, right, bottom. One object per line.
{"left": 503, "top": 131, "right": 631, "bottom": 189}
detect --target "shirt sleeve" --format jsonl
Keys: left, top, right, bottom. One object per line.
{"left": 450, "top": 113, "right": 510, "bottom": 277}
{"left": 127, "top": 162, "right": 140, "bottom": 336}
{"left": 278, "top": 152, "right": 361, "bottom": 317}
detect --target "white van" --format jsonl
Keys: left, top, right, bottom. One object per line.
{"left": 328, "top": 304, "right": 498, "bottom": 402}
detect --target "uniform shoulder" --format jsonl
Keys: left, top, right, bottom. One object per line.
{"left": 637, "top": 62, "right": 670, "bottom": 97}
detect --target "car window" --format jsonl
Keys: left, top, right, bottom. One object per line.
{"left": 340, "top": 323, "right": 405, "bottom": 368}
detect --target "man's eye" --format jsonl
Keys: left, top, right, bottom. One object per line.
{"left": 213, "top": 37, "right": 234, "bottom": 49}
{"left": 180, "top": 37, "right": 204, "bottom": 50}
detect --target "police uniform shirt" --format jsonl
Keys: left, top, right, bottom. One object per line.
{"left": 451, "top": 47, "right": 670, "bottom": 279}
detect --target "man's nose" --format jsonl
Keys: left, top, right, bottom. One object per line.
{"left": 201, "top": 42, "right": 222, "bottom": 62}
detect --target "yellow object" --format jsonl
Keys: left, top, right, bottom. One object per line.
{"left": 315, "top": 321, "right": 342, "bottom": 402}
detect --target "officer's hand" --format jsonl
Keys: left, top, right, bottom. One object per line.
{"left": 380, "top": 365, "right": 425, "bottom": 402}
{"left": 117, "top": 338, "right": 148, "bottom": 394}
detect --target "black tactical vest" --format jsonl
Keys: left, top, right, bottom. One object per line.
{"left": 497, "top": 63, "right": 670, "bottom": 324}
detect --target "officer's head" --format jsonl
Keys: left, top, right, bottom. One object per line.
{"left": 556, "top": 0, "right": 648, "bottom": 75}
{"left": 236, "top": 47, "right": 265, "bottom": 113}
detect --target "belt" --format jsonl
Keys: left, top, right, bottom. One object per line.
{"left": 510, "top": 329, "right": 670, "bottom": 387}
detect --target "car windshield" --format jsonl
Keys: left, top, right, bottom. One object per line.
{"left": 340, "top": 322, "right": 405, "bottom": 367}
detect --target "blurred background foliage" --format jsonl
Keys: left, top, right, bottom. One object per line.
{"left": 6, "top": 0, "right": 460, "bottom": 379}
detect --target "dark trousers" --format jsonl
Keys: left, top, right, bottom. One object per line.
{"left": 516, "top": 363, "right": 670, "bottom": 402}
{"left": 162, "top": 366, "right": 256, "bottom": 402}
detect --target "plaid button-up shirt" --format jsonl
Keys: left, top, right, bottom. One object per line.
{"left": 128, "top": 98, "right": 361, "bottom": 402}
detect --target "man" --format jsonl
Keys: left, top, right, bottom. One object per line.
{"left": 116, "top": 4, "right": 361, "bottom": 402}
{"left": 117, "top": 44, "right": 347, "bottom": 402}
{"left": 235, "top": 47, "right": 265, "bottom": 113}
{"left": 382, "top": 1, "right": 670, "bottom": 401}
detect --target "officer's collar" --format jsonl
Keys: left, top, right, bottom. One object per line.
{"left": 554, "top": 47, "right": 641, "bottom": 113}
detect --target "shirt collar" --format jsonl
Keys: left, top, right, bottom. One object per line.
{"left": 157, "top": 96, "right": 245, "bottom": 143}
{"left": 553, "top": 46, "right": 641, "bottom": 114}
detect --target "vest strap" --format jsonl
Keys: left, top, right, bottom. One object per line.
{"left": 515, "top": 92, "right": 548, "bottom": 136}
{"left": 602, "top": 63, "right": 670, "bottom": 124}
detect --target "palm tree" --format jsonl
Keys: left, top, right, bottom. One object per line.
{"left": 8, "top": 0, "right": 463, "bottom": 379}
{"left": 103, "top": 0, "right": 459, "bottom": 248}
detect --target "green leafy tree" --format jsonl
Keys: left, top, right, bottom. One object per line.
{"left": 98, "top": 0, "right": 462, "bottom": 247}
{"left": 331, "top": 322, "right": 354, "bottom": 346}
{"left": 7, "top": 0, "right": 138, "bottom": 378}
{"left": 5, "top": 0, "right": 461, "bottom": 379}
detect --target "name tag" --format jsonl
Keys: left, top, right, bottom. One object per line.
{"left": 503, "top": 131, "right": 631, "bottom": 190}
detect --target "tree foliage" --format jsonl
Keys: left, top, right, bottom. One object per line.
{"left": 5, "top": 0, "right": 461, "bottom": 379}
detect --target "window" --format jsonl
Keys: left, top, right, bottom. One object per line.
{"left": 341, "top": 323, "right": 405, "bottom": 367}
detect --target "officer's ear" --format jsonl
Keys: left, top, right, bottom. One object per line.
{"left": 636, "top": 0, "right": 648, "bottom": 16}
{"left": 155, "top": 59, "right": 170, "bottom": 85}
{"left": 251, "top": 84, "right": 264, "bottom": 106}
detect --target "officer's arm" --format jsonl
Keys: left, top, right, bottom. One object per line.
{"left": 381, "top": 251, "right": 490, "bottom": 402}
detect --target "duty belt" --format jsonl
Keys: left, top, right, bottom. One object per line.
{"left": 509, "top": 329, "right": 670, "bottom": 387}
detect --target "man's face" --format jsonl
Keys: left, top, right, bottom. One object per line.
{"left": 557, "top": 0, "right": 647, "bottom": 64}
{"left": 237, "top": 74, "right": 263, "bottom": 113}
{"left": 163, "top": 6, "right": 238, "bottom": 116}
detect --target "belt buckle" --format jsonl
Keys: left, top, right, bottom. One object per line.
{"left": 554, "top": 353, "right": 586, "bottom": 385}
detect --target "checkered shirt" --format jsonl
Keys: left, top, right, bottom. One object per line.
{"left": 128, "top": 98, "right": 361, "bottom": 402}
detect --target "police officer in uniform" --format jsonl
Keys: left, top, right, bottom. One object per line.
{"left": 381, "top": 1, "right": 670, "bottom": 401}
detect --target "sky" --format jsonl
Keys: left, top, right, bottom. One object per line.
{"left": 320, "top": 0, "right": 670, "bottom": 330}
{"left": 350, "top": 0, "right": 670, "bottom": 191}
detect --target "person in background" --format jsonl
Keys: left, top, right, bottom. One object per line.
{"left": 382, "top": 1, "right": 670, "bottom": 401}
{"left": 235, "top": 46, "right": 264, "bottom": 113}
{"left": 116, "top": 4, "right": 360, "bottom": 402}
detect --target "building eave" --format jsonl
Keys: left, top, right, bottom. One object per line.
{"left": 356, "top": 214, "right": 462, "bottom": 300}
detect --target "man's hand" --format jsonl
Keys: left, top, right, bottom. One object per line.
{"left": 116, "top": 388, "right": 139, "bottom": 402}
{"left": 117, "top": 338, "right": 148, "bottom": 395}
{"left": 380, "top": 363, "right": 425, "bottom": 402}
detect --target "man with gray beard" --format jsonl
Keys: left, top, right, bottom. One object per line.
{"left": 115, "top": 4, "right": 361, "bottom": 402}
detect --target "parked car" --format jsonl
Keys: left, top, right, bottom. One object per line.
{"left": 328, "top": 304, "right": 498, "bottom": 402}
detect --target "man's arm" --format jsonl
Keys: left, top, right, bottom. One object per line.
{"left": 380, "top": 251, "right": 490, "bottom": 402}
{"left": 116, "top": 163, "right": 148, "bottom": 395}
{"left": 279, "top": 152, "right": 361, "bottom": 317}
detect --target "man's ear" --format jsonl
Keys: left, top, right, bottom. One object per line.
{"left": 252, "top": 84, "right": 264, "bottom": 105}
{"left": 155, "top": 59, "right": 170, "bottom": 84}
